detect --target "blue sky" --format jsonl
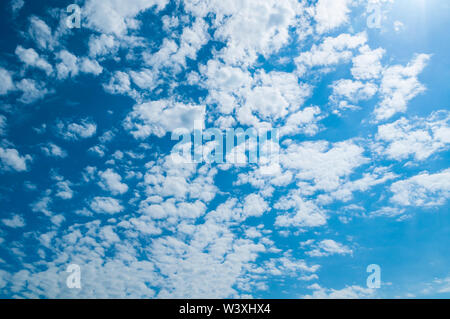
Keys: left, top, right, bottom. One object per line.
{"left": 0, "top": 0, "right": 449, "bottom": 298}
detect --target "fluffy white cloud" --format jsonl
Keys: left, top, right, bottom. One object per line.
{"left": 351, "top": 45, "right": 385, "bottom": 80}
{"left": 83, "top": 0, "right": 169, "bottom": 36}
{"left": 313, "top": 0, "right": 352, "bottom": 34}
{"left": 57, "top": 119, "right": 97, "bottom": 140}
{"left": 41, "top": 143, "right": 67, "bottom": 158}
{"left": 2, "top": 214, "right": 25, "bottom": 228}
{"left": 15, "top": 46, "right": 53, "bottom": 75}
{"left": 11, "top": 0, "right": 24, "bottom": 14}
{"left": 90, "top": 197, "right": 124, "bottom": 214}
{"left": 124, "top": 100, "right": 205, "bottom": 138}
{"left": 375, "top": 111, "right": 450, "bottom": 161}
{"left": 304, "top": 283, "right": 375, "bottom": 299}
{"left": 103, "top": 71, "right": 133, "bottom": 96}
{"left": 0, "top": 147, "right": 32, "bottom": 172}
{"left": 375, "top": 110, "right": 450, "bottom": 161}
{"left": 295, "top": 32, "right": 367, "bottom": 76}
{"left": 275, "top": 193, "right": 327, "bottom": 228}
{"left": 391, "top": 169, "right": 450, "bottom": 207}
{"left": 55, "top": 180, "right": 73, "bottom": 200}
{"left": 374, "top": 54, "right": 430, "bottom": 121}
{"left": 16, "top": 79, "right": 49, "bottom": 104}
{"left": 280, "top": 140, "right": 368, "bottom": 193}
{"left": 88, "top": 34, "right": 118, "bottom": 57}
{"left": 305, "top": 239, "right": 353, "bottom": 257}
{"left": 28, "top": 16, "right": 54, "bottom": 50}
{"left": 80, "top": 58, "right": 103, "bottom": 76}
{"left": 0, "top": 68, "right": 15, "bottom": 95}
{"left": 330, "top": 79, "right": 377, "bottom": 113}
{"left": 98, "top": 169, "right": 129, "bottom": 195}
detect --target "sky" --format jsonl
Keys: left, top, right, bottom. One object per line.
{"left": 0, "top": 0, "right": 449, "bottom": 299}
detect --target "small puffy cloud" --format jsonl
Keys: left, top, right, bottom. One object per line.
{"left": 16, "top": 79, "right": 49, "bottom": 104}
{"left": 90, "top": 197, "right": 124, "bottom": 214}
{"left": 390, "top": 169, "right": 450, "bottom": 207}
{"left": 129, "top": 69, "right": 157, "bottom": 91}
{"left": 56, "top": 50, "right": 103, "bottom": 79}
{"left": 15, "top": 46, "right": 53, "bottom": 75}
{"left": 0, "top": 68, "right": 15, "bottom": 95}
{"left": 11, "top": 0, "right": 25, "bottom": 14}
{"left": 80, "top": 58, "right": 103, "bottom": 76}
{"left": 124, "top": 100, "right": 205, "bottom": 138}
{"left": 275, "top": 195, "right": 327, "bottom": 228}
{"left": 314, "top": 0, "right": 352, "bottom": 34}
{"left": 98, "top": 169, "right": 129, "bottom": 195}
{"left": 242, "top": 194, "right": 268, "bottom": 218}
{"left": 304, "top": 284, "right": 375, "bottom": 299}
{"left": 330, "top": 79, "right": 377, "bottom": 113}
{"left": 55, "top": 180, "right": 73, "bottom": 200}
{"left": 56, "top": 50, "right": 79, "bottom": 80}
{"left": 375, "top": 110, "right": 450, "bottom": 161}
{"left": 103, "top": 71, "right": 132, "bottom": 96}
{"left": 41, "top": 143, "right": 67, "bottom": 158}
{"left": 374, "top": 54, "right": 430, "bottom": 121}
{"left": 0, "top": 147, "right": 32, "bottom": 172}
{"left": 295, "top": 32, "right": 367, "bottom": 76}
{"left": 2, "top": 214, "right": 25, "bottom": 228}
{"left": 28, "top": 16, "right": 54, "bottom": 50}
{"left": 88, "top": 34, "right": 118, "bottom": 57}
{"left": 351, "top": 46, "right": 385, "bottom": 80}
{"left": 305, "top": 239, "right": 353, "bottom": 257}
{"left": 83, "top": 0, "right": 169, "bottom": 36}
{"left": 57, "top": 119, "right": 97, "bottom": 140}
{"left": 280, "top": 140, "right": 368, "bottom": 193}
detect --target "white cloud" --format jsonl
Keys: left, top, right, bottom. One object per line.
{"left": 374, "top": 54, "right": 431, "bottom": 121}
{"left": 57, "top": 119, "right": 97, "bottom": 140}
{"left": 275, "top": 194, "right": 327, "bottom": 228}
{"left": 391, "top": 169, "right": 450, "bottom": 207}
{"left": 28, "top": 16, "right": 54, "bottom": 50}
{"left": 280, "top": 140, "right": 368, "bottom": 193}
{"left": 314, "top": 0, "right": 352, "bottom": 34}
{"left": 15, "top": 46, "right": 53, "bottom": 75}
{"left": 330, "top": 79, "right": 377, "bottom": 113}
{"left": 186, "top": 0, "right": 303, "bottom": 66}
{"left": 375, "top": 110, "right": 450, "bottom": 161}
{"left": 90, "top": 197, "right": 124, "bottom": 214}
{"left": 103, "top": 71, "right": 132, "bottom": 96}
{"left": 304, "top": 284, "right": 375, "bottom": 299}
{"left": 351, "top": 45, "right": 385, "bottom": 80}
{"left": 124, "top": 100, "right": 205, "bottom": 139}
{"left": 55, "top": 180, "right": 73, "bottom": 200}
{"left": 80, "top": 58, "right": 103, "bottom": 76}
{"left": 2, "top": 214, "right": 25, "bottom": 228}
{"left": 305, "top": 239, "right": 353, "bottom": 257}
{"left": 83, "top": 0, "right": 169, "bottom": 36}
{"left": 56, "top": 50, "right": 79, "bottom": 80}
{"left": 41, "top": 143, "right": 67, "bottom": 158}
{"left": 0, "top": 147, "right": 32, "bottom": 172}
{"left": 98, "top": 169, "right": 129, "bottom": 195}
{"left": 88, "top": 34, "right": 118, "bottom": 57}
{"left": 16, "top": 79, "right": 49, "bottom": 104}
{"left": 11, "top": 0, "right": 24, "bottom": 14}
{"left": 0, "top": 68, "right": 15, "bottom": 95}
{"left": 295, "top": 32, "right": 367, "bottom": 76}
